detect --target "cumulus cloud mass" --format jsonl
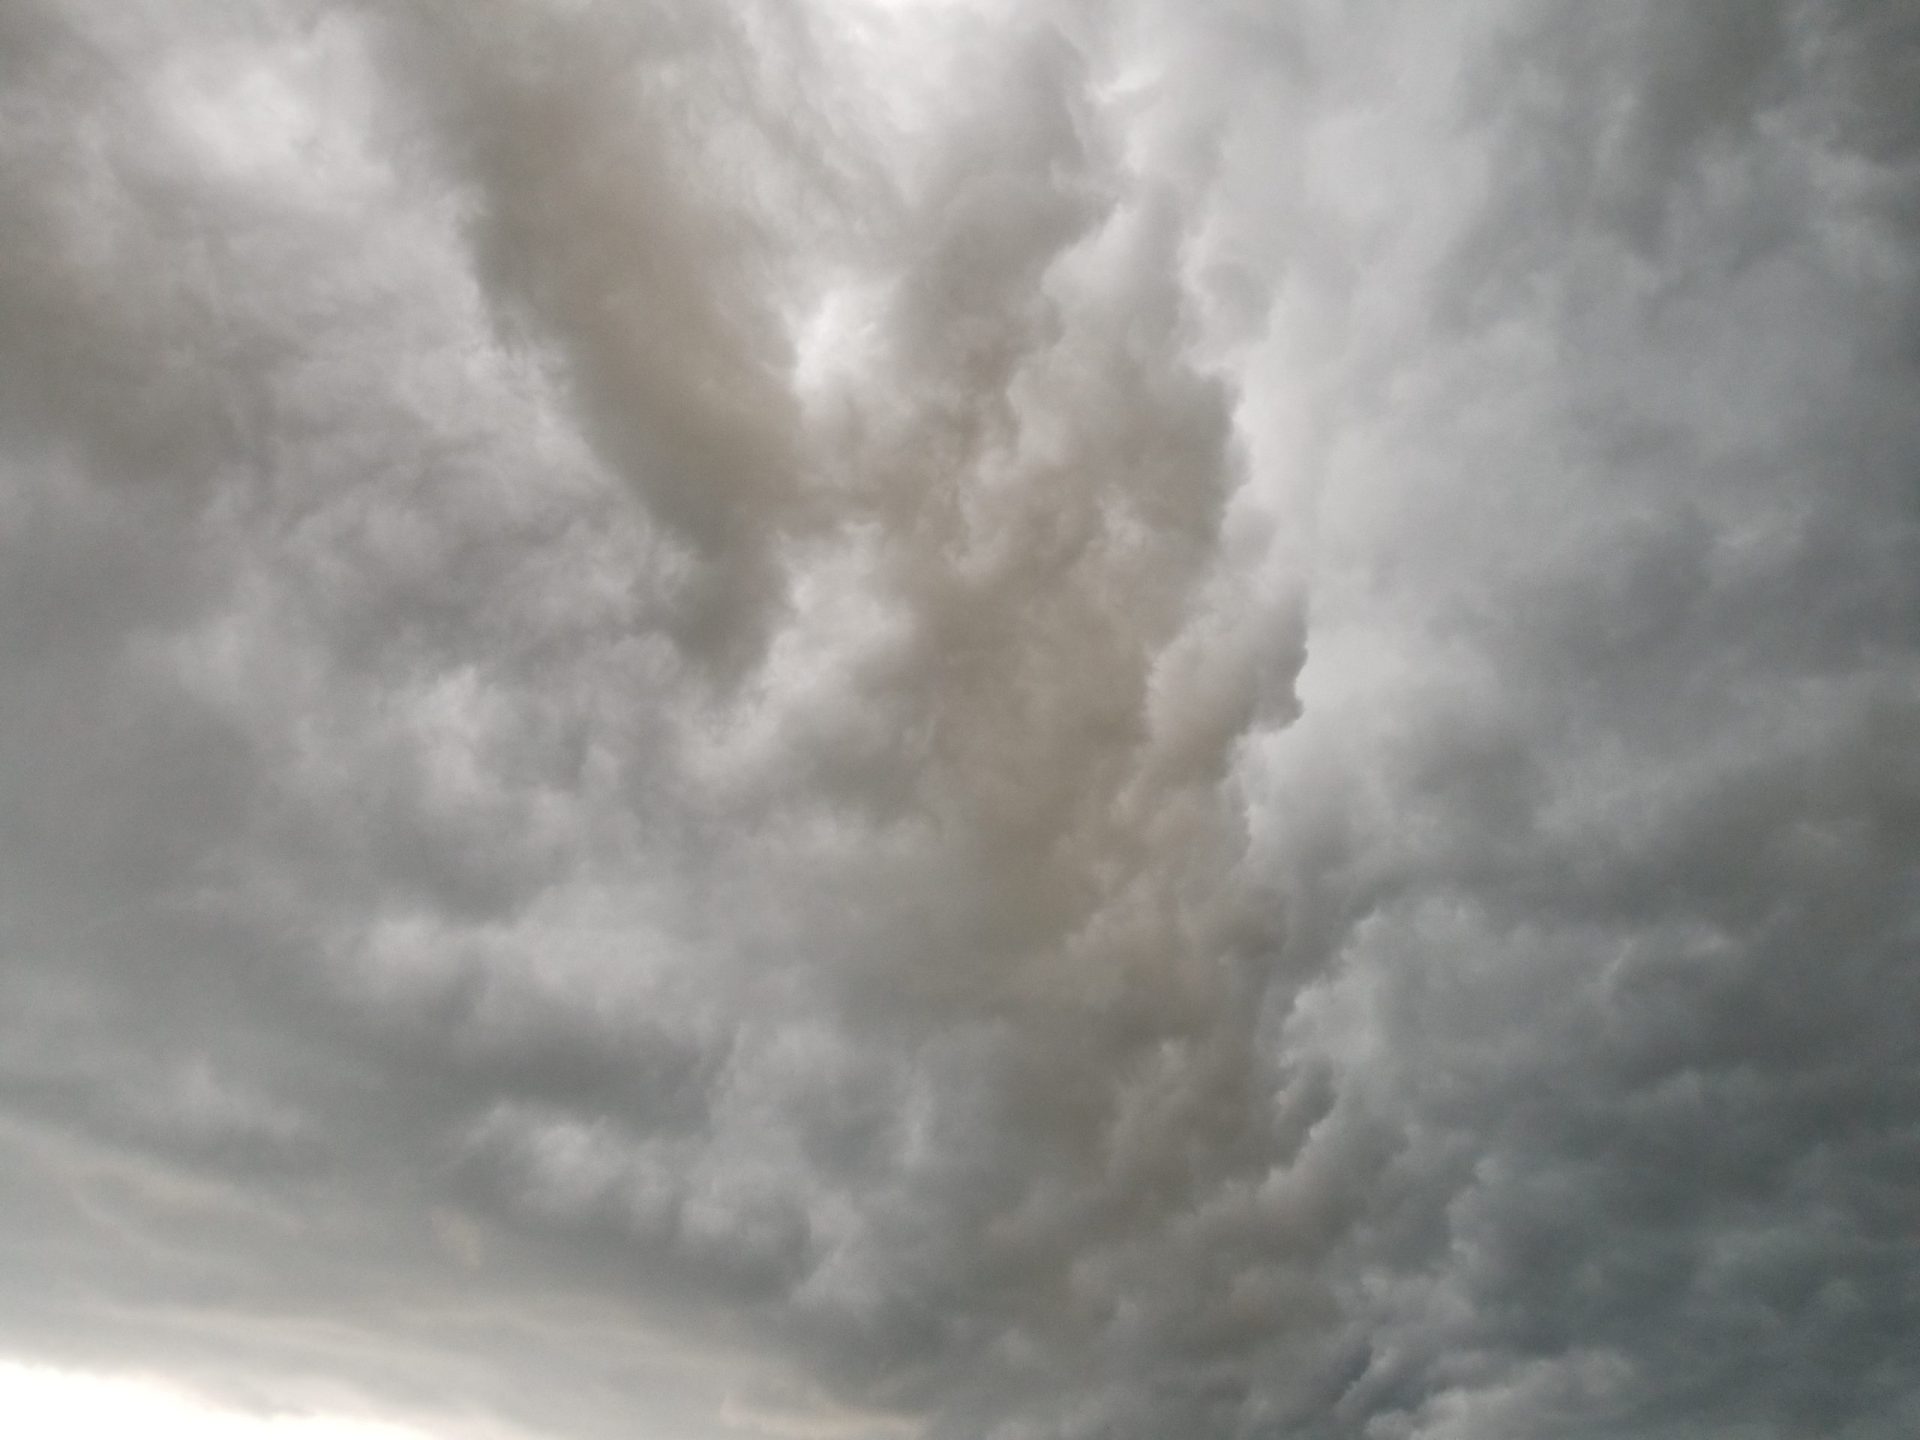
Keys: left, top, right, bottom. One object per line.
{"left": 3, "top": 1, "right": 1918, "bottom": 1437}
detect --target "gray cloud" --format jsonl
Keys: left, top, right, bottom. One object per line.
{"left": 1, "top": 1, "right": 1916, "bottom": 1438}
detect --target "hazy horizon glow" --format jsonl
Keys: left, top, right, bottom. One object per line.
{"left": 0, "top": 1363, "right": 440, "bottom": 1440}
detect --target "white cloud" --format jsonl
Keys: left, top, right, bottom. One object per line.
{"left": 1, "top": 1, "right": 1916, "bottom": 1438}
{"left": 0, "top": 1363, "right": 448, "bottom": 1440}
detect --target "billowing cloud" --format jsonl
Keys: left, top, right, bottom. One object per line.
{"left": 2, "top": 2, "right": 1916, "bottom": 1438}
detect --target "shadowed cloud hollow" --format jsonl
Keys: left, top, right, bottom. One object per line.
{"left": 1, "top": 2, "right": 1917, "bottom": 1438}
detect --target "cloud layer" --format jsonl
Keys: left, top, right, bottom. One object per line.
{"left": 2, "top": 2, "right": 1917, "bottom": 1438}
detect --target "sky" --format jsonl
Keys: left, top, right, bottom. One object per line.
{"left": 1, "top": 1, "right": 1917, "bottom": 1438}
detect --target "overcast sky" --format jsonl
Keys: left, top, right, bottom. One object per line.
{"left": 2, "top": 1, "right": 1918, "bottom": 1437}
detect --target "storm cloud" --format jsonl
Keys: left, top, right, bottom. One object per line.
{"left": 2, "top": 2, "right": 1917, "bottom": 1437}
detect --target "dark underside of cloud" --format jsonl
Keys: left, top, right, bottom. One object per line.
{"left": 2, "top": 2, "right": 1917, "bottom": 1437}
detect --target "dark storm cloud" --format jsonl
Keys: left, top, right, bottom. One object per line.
{"left": 1, "top": 1, "right": 1916, "bottom": 1438}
